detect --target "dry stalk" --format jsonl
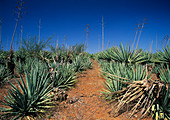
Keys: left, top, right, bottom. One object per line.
{"left": 100, "top": 70, "right": 133, "bottom": 82}
{"left": 102, "top": 66, "right": 165, "bottom": 119}
{"left": 111, "top": 79, "right": 165, "bottom": 119}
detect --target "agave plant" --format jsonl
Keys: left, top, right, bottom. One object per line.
{"left": 101, "top": 61, "right": 167, "bottom": 119}
{"left": 71, "top": 44, "right": 85, "bottom": 56}
{"left": 14, "top": 60, "right": 25, "bottom": 74}
{"left": 0, "top": 67, "right": 54, "bottom": 119}
{"left": 51, "top": 63, "right": 77, "bottom": 89}
{"left": 151, "top": 86, "right": 170, "bottom": 120}
{"left": 154, "top": 46, "right": 170, "bottom": 64}
{"left": 141, "top": 50, "right": 153, "bottom": 64}
{"left": 98, "top": 44, "right": 149, "bottom": 65}
{"left": 158, "top": 87, "right": 170, "bottom": 120}
{"left": 72, "top": 55, "right": 85, "bottom": 72}
{"left": 72, "top": 54, "right": 92, "bottom": 72}
{"left": 15, "top": 57, "right": 47, "bottom": 75}
{"left": 151, "top": 64, "right": 170, "bottom": 120}
{"left": 38, "top": 50, "right": 53, "bottom": 63}
{"left": 0, "top": 64, "right": 11, "bottom": 83}
{"left": 24, "top": 58, "right": 48, "bottom": 73}
{"left": 101, "top": 62, "right": 147, "bottom": 100}
{"left": 0, "top": 50, "right": 9, "bottom": 65}
{"left": 81, "top": 55, "right": 93, "bottom": 69}
{"left": 50, "top": 44, "right": 86, "bottom": 65}
{"left": 159, "top": 65, "right": 170, "bottom": 83}
{"left": 14, "top": 48, "right": 27, "bottom": 63}
{"left": 51, "top": 46, "right": 70, "bottom": 63}
{"left": 97, "top": 49, "right": 112, "bottom": 61}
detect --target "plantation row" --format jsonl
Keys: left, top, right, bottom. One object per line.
{"left": 0, "top": 43, "right": 92, "bottom": 119}
{"left": 0, "top": 41, "right": 169, "bottom": 119}
{"left": 93, "top": 44, "right": 170, "bottom": 120}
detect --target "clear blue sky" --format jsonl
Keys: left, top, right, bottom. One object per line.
{"left": 0, "top": 0, "right": 170, "bottom": 53}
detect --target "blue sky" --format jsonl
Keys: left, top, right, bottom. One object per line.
{"left": 0, "top": 0, "right": 170, "bottom": 53}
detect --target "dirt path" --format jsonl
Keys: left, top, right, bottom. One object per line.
{"left": 51, "top": 60, "right": 133, "bottom": 120}
{"left": 0, "top": 60, "right": 151, "bottom": 120}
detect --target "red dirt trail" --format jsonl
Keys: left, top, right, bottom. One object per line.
{"left": 49, "top": 60, "right": 151, "bottom": 120}
{"left": 0, "top": 60, "right": 152, "bottom": 120}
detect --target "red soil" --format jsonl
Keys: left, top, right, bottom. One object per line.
{"left": 0, "top": 61, "right": 152, "bottom": 120}
{"left": 48, "top": 60, "right": 152, "bottom": 120}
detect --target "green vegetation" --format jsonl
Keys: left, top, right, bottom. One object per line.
{"left": 0, "top": 67, "right": 54, "bottom": 119}
{"left": 0, "top": 50, "right": 12, "bottom": 83}
{"left": 153, "top": 46, "right": 170, "bottom": 64}
{"left": 96, "top": 44, "right": 170, "bottom": 119}
{"left": 1, "top": 1, "right": 169, "bottom": 119}
{"left": 0, "top": 38, "right": 169, "bottom": 119}
{"left": 151, "top": 64, "right": 170, "bottom": 120}
{"left": 101, "top": 62, "right": 147, "bottom": 100}
{"left": 97, "top": 44, "right": 150, "bottom": 65}
{"left": 0, "top": 38, "right": 92, "bottom": 119}
{"left": 0, "top": 64, "right": 11, "bottom": 83}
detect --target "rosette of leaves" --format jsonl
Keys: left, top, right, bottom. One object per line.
{"left": 52, "top": 63, "right": 77, "bottom": 89}
{"left": 0, "top": 67, "right": 54, "bottom": 119}
{"left": 101, "top": 62, "right": 146, "bottom": 100}
{"left": 38, "top": 50, "right": 53, "bottom": 63}
{"left": 14, "top": 48, "right": 27, "bottom": 63}
{"left": 141, "top": 50, "right": 153, "bottom": 64}
{"left": 14, "top": 60, "right": 25, "bottom": 74}
{"left": 71, "top": 44, "right": 85, "bottom": 56}
{"left": 51, "top": 46, "right": 71, "bottom": 63}
{"left": 0, "top": 64, "right": 11, "bottom": 83}
{"left": 24, "top": 58, "right": 48, "bottom": 73}
{"left": 96, "top": 50, "right": 111, "bottom": 61}
{"left": 153, "top": 46, "right": 170, "bottom": 64}
{"left": 81, "top": 55, "right": 93, "bottom": 69}
{"left": 101, "top": 62, "right": 167, "bottom": 119}
{"left": 0, "top": 50, "right": 9, "bottom": 65}
{"left": 72, "top": 55, "right": 85, "bottom": 72}
{"left": 72, "top": 54, "right": 92, "bottom": 72}
{"left": 51, "top": 44, "right": 85, "bottom": 64}
{"left": 98, "top": 44, "right": 148, "bottom": 65}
